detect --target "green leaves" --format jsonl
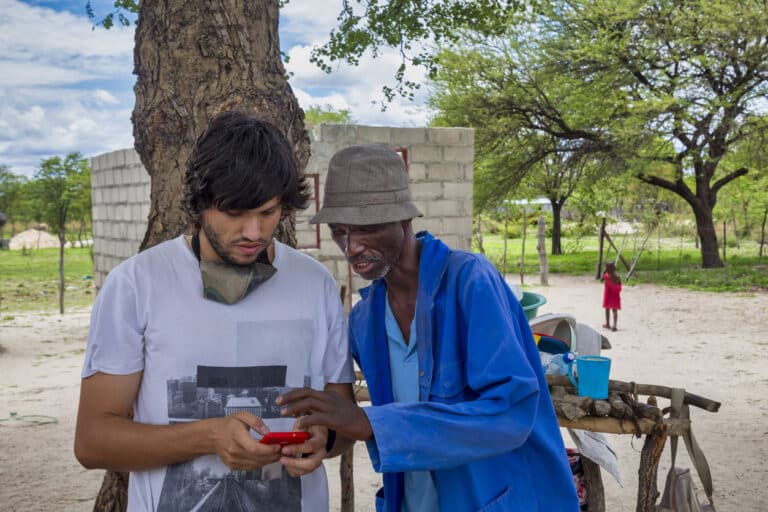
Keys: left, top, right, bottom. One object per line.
{"left": 86, "top": 0, "right": 138, "bottom": 29}
{"left": 31, "top": 153, "right": 91, "bottom": 237}
{"left": 311, "top": 1, "right": 526, "bottom": 104}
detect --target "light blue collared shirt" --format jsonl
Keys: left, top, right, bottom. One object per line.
{"left": 384, "top": 295, "right": 439, "bottom": 512}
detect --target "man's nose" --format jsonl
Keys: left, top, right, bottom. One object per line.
{"left": 344, "top": 233, "right": 365, "bottom": 257}
{"left": 242, "top": 215, "right": 263, "bottom": 240}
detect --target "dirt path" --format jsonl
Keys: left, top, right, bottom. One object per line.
{"left": 0, "top": 275, "right": 766, "bottom": 511}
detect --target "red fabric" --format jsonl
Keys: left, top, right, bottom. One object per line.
{"left": 602, "top": 273, "right": 622, "bottom": 309}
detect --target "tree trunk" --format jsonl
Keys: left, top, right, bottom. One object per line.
{"left": 474, "top": 214, "right": 485, "bottom": 254}
{"left": 520, "top": 211, "right": 527, "bottom": 285}
{"left": 692, "top": 202, "right": 723, "bottom": 268}
{"left": 551, "top": 201, "right": 563, "bottom": 255}
{"left": 96, "top": 2, "right": 310, "bottom": 510}
{"left": 58, "top": 230, "right": 65, "bottom": 315}
{"left": 760, "top": 208, "right": 767, "bottom": 258}
{"left": 134, "top": 0, "right": 310, "bottom": 251}
{"left": 537, "top": 216, "right": 548, "bottom": 285}
{"left": 595, "top": 218, "right": 606, "bottom": 280}
{"left": 502, "top": 210, "right": 508, "bottom": 275}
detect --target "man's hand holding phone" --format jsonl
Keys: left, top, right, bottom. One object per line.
{"left": 277, "top": 424, "right": 329, "bottom": 478}
{"left": 212, "top": 412, "right": 281, "bottom": 471}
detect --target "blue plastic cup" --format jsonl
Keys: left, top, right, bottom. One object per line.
{"left": 568, "top": 355, "right": 611, "bottom": 399}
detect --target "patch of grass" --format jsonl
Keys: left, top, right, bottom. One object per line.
{"left": 0, "top": 246, "right": 95, "bottom": 313}
{"left": 478, "top": 234, "right": 768, "bottom": 292}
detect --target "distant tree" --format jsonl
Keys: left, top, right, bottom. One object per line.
{"left": 304, "top": 104, "right": 356, "bottom": 125}
{"left": 430, "top": 0, "right": 768, "bottom": 268}
{"left": 0, "top": 165, "right": 27, "bottom": 238}
{"left": 30, "top": 153, "right": 90, "bottom": 314}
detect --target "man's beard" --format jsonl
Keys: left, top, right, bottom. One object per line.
{"left": 201, "top": 221, "right": 269, "bottom": 268}
{"left": 349, "top": 255, "right": 395, "bottom": 280}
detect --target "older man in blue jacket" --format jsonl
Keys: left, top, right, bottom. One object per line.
{"left": 278, "top": 144, "right": 579, "bottom": 511}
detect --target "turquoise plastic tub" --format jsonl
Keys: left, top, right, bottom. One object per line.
{"left": 520, "top": 291, "right": 547, "bottom": 320}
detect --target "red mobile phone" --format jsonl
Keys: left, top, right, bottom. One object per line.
{"left": 259, "top": 431, "right": 310, "bottom": 445}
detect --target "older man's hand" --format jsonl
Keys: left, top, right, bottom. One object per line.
{"left": 276, "top": 388, "right": 373, "bottom": 442}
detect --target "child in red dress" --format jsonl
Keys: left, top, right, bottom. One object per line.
{"left": 601, "top": 262, "right": 622, "bottom": 331}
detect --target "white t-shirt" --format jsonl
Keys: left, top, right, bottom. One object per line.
{"left": 82, "top": 235, "right": 354, "bottom": 512}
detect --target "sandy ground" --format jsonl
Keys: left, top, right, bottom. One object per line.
{"left": 1, "top": 274, "right": 766, "bottom": 511}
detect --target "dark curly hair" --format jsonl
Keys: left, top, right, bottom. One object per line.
{"left": 182, "top": 110, "right": 311, "bottom": 227}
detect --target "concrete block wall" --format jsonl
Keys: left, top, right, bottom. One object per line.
{"left": 91, "top": 149, "right": 150, "bottom": 289}
{"left": 91, "top": 124, "right": 474, "bottom": 303}
{"left": 299, "top": 124, "right": 474, "bottom": 304}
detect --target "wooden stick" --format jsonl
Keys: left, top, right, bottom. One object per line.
{"left": 636, "top": 424, "right": 668, "bottom": 512}
{"left": 558, "top": 416, "right": 689, "bottom": 436}
{"left": 582, "top": 457, "right": 605, "bottom": 512}
{"left": 546, "top": 375, "right": 721, "bottom": 412}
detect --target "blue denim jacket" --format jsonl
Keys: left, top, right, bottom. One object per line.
{"left": 349, "top": 232, "right": 579, "bottom": 512}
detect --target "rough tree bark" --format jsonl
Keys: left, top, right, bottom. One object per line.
{"left": 134, "top": 0, "right": 310, "bottom": 251}
{"left": 94, "top": 2, "right": 310, "bottom": 510}
{"left": 537, "top": 216, "right": 548, "bottom": 285}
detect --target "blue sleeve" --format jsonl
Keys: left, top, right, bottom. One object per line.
{"left": 363, "top": 259, "right": 541, "bottom": 472}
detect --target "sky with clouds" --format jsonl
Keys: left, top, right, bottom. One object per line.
{"left": 0, "top": 0, "right": 432, "bottom": 176}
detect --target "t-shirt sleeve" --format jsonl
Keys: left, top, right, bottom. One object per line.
{"left": 322, "top": 277, "right": 355, "bottom": 384}
{"left": 81, "top": 264, "right": 146, "bottom": 378}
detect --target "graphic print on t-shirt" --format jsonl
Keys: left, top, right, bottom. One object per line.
{"left": 156, "top": 364, "right": 303, "bottom": 512}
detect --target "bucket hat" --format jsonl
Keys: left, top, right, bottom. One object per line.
{"left": 309, "top": 143, "right": 422, "bottom": 225}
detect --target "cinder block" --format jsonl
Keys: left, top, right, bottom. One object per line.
{"left": 443, "top": 217, "right": 471, "bottom": 235}
{"left": 462, "top": 163, "right": 474, "bottom": 181}
{"left": 118, "top": 187, "right": 129, "bottom": 203}
{"left": 392, "top": 128, "right": 426, "bottom": 145}
{"left": 113, "top": 150, "right": 126, "bottom": 168}
{"left": 321, "top": 124, "right": 358, "bottom": 144}
{"left": 131, "top": 204, "right": 146, "bottom": 222}
{"left": 427, "top": 128, "right": 466, "bottom": 145}
{"left": 126, "top": 149, "right": 141, "bottom": 166}
{"left": 407, "top": 162, "right": 426, "bottom": 181}
{"left": 426, "top": 162, "right": 463, "bottom": 182}
{"left": 443, "top": 182, "right": 473, "bottom": 200}
{"left": 91, "top": 155, "right": 103, "bottom": 172}
{"left": 427, "top": 200, "right": 462, "bottom": 217}
{"left": 138, "top": 202, "right": 150, "bottom": 220}
{"left": 356, "top": 125, "right": 392, "bottom": 144}
{"left": 105, "top": 170, "right": 115, "bottom": 186}
{"left": 409, "top": 144, "right": 442, "bottom": 163}
{"left": 410, "top": 182, "right": 443, "bottom": 200}
{"left": 412, "top": 217, "right": 442, "bottom": 234}
{"left": 443, "top": 145, "right": 474, "bottom": 163}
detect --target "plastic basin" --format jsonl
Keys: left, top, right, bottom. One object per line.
{"left": 520, "top": 291, "right": 547, "bottom": 320}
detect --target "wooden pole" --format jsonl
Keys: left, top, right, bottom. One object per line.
{"left": 537, "top": 216, "right": 549, "bottom": 285}
{"left": 546, "top": 375, "right": 721, "bottom": 412}
{"left": 339, "top": 285, "right": 354, "bottom": 512}
{"left": 636, "top": 424, "right": 668, "bottom": 512}
{"left": 722, "top": 221, "right": 727, "bottom": 263}
{"left": 520, "top": 210, "right": 527, "bottom": 285}
{"left": 582, "top": 458, "right": 605, "bottom": 512}
{"left": 603, "top": 231, "right": 633, "bottom": 275}
{"left": 595, "top": 218, "right": 606, "bottom": 280}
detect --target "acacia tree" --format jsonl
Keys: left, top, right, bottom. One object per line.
{"left": 30, "top": 153, "right": 90, "bottom": 314}
{"left": 0, "top": 165, "right": 26, "bottom": 238}
{"left": 430, "top": 0, "right": 768, "bottom": 268}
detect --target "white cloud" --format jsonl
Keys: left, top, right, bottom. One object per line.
{"left": 286, "top": 43, "right": 433, "bottom": 126}
{"left": 0, "top": 0, "right": 134, "bottom": 175}
{"left": 281, "top": 0, "right": 434, "bottom": 127}
{"left": 93, "top": 89, "right": 119, "bottom": 105}
{"left": 0, "top": 0, "right": 438, "bottom": 176}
